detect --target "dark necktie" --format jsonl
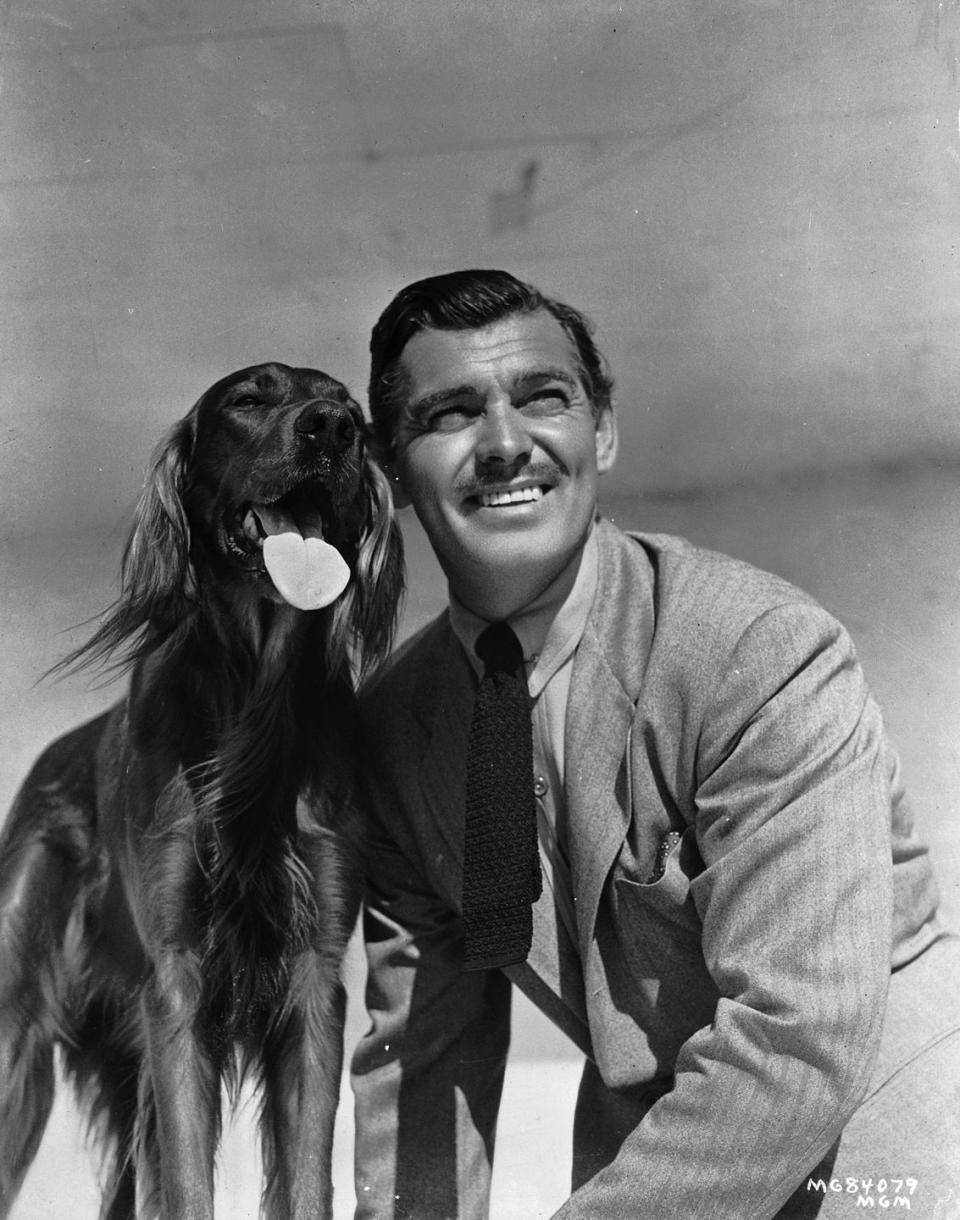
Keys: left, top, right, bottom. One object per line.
{"left": 461, "top": 622, "right": 542, "bottom": 971}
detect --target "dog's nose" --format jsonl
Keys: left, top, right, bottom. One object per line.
{"left": 295, "top": 401, "right": 357, "bottom": 454}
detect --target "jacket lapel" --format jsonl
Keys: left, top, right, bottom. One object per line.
{"left": 411, "top": 620, "right": 474, "bottom": 901}
{"left": 565, "top": 522, "right": 656, "bottom": 962}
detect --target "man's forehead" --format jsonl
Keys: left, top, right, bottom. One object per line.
{"left": 398, "top": 310, "right": 581, "bottom": 393}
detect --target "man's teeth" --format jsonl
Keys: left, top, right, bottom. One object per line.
{"left": 478, "top": 486, "right": 544, "bottom": 508}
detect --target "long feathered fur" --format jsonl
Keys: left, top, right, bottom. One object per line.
{"left": 0, "top": 362, "right": 404, "bottom": 1220}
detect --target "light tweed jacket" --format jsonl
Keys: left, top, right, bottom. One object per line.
{"left": 352, "top": 519, "right": 946, "bottom": 1219}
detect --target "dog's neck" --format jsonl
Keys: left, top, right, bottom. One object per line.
{"left": 129, "top": 588, "right": 352, "bottom": 785}
{"left": 230, "top": 586, "right": 312, "bottom": 666}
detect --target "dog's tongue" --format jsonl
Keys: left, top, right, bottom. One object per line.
{"left": 263, "top": 534, "right": 350, "bottom": 610}
{"left": 255, "top": 503, "right": 350, "bottom": 611}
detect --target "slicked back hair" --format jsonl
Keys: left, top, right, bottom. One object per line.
{"left": 368, "top": 268, "right": 615, "bottom": 462}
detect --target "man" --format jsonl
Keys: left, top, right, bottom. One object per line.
{"left": 351, "top": 269, "right": 960, "bottom": 1218}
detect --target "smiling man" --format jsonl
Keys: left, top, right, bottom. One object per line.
{"left": 385, "top": 306, "right": 616, "bottom": 621}
{"left": 351, "top": 269, "right": 960, "bottom": 1219}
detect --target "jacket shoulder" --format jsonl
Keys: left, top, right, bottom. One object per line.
{"left": 359, "top": 612, "right": 452, "bottom": 732}
{"left": 609, "top": 524, "right": 826, "bottom": 641}
{"left": 591, "top": 521, "right": 849, "bottom": 706}
{"left": 627, "top": 527, "right": 815, "bottom": 609}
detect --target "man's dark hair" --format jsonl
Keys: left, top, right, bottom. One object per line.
{"left": 368, "top": 268, "right": 615, "bottom": 461}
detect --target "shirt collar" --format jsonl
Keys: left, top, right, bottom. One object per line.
{"left": 449, "top": 523, "right": 600, "bottom": 698}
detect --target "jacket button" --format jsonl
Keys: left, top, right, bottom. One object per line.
{"left": 533, "top": 774, "right": 549, "bottom": 797}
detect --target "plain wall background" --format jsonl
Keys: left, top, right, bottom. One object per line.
{"left": 2, "top": 0, "right": 960, "bottom": 537}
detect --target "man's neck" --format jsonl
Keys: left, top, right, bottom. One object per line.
{"left": 447, "top": 529, "right": 592, "bottom": 624}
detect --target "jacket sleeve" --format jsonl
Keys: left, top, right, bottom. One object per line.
{"left": 351, "top": 819, "right": 511, "bottom": 1220}
{"left": 556, "top": 602, "right": 894, "bottom": 1220}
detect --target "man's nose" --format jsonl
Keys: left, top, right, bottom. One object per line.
{"left": 475, "top": 403, "right": 531, "bottom": 465}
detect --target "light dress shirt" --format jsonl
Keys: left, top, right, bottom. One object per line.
{"left": 448, "top": 526, "right": 600, "bottom": 983}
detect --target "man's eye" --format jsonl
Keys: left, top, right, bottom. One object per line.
{"left": 427, "top": 406, "right": 475, "bottom": 431}
{"left": 519, "top": 389, "right": 568, "bottom": 415}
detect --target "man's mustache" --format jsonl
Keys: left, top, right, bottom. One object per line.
{"left": 454, "top": 461, "right": 566, "bottom": 499}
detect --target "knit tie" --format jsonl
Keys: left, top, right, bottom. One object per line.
{"left": 462, "top": 622, "right": 542, "bottom": 971}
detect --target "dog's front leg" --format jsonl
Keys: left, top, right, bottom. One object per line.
{"left": 261, "top": 948, "right": 347, "bottom": 1220}
{"left": 141, "top": 952, "right": 220, "bottom": 1220}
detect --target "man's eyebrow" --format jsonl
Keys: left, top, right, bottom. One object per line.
{"left": 405, "top": 368, "right": 579, "bottom": 418}
{"left": 512, "top": 368, "right": 579, "bottom": 393}
{"left": 404, "top": 385, "right": 481, "bottom": 418}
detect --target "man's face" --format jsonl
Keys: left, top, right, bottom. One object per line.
{"left": 392, "top": 309, "right": 618, "bottom": 615}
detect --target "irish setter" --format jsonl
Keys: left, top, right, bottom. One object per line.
{"left": 0, "top": 363, "right": 404, "bottom": 1219}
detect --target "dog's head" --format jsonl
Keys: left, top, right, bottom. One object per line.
{"left": 180, "top": 363, "right": 370, "bottom": 607}
{"left": 70, "top": 363, "right": 404, "bottom": 682}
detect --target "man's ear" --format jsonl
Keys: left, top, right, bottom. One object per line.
{"left": 595, "top": 405, "right": 619, "bottom": 474}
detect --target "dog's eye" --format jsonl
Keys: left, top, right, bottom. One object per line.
{"left": 231, "top": 394, "right": 260, "bottom": 409}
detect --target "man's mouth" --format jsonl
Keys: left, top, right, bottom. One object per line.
{"left": 458, "top": 463, "right": 564, "bottom": 511}
{"left": 477, "top": 485, "right": 545, "bottom": 508}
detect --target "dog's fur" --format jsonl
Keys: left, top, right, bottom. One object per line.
{"left": 0, "top": 363, "right": 404, "bottom": 1219}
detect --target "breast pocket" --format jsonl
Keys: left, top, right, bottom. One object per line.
{"left": 614, "top": 826, "right": 703, "bottom": 935}
{"left": 605, "top": 827, "right": 720, "bottom": 1066}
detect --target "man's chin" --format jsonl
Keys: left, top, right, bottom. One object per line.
{"left": 455, "top": 521, "right": 558, "bottom": 565}
{"left": 441, "top": 518, "right": 589, "bottom": 606}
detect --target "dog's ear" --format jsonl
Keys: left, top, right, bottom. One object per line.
{"left": 50, "top": 411, "right": 198, "bottom": 679}
{"left": 331, "top": 455, "right": 405, "bottom": 683}
{"left": 121, "top": 413, "right": 197, "bottom": 624}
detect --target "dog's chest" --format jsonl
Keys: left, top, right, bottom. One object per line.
{"left": 131, "top": 774, "right": 320, "bottom": 1040}
{"left": 198, "top": 815, "right": 319, "bottom": 1035}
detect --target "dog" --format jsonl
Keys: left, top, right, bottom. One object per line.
{"left": 0, "top": 363, "right": 404, "bottom": 1219}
